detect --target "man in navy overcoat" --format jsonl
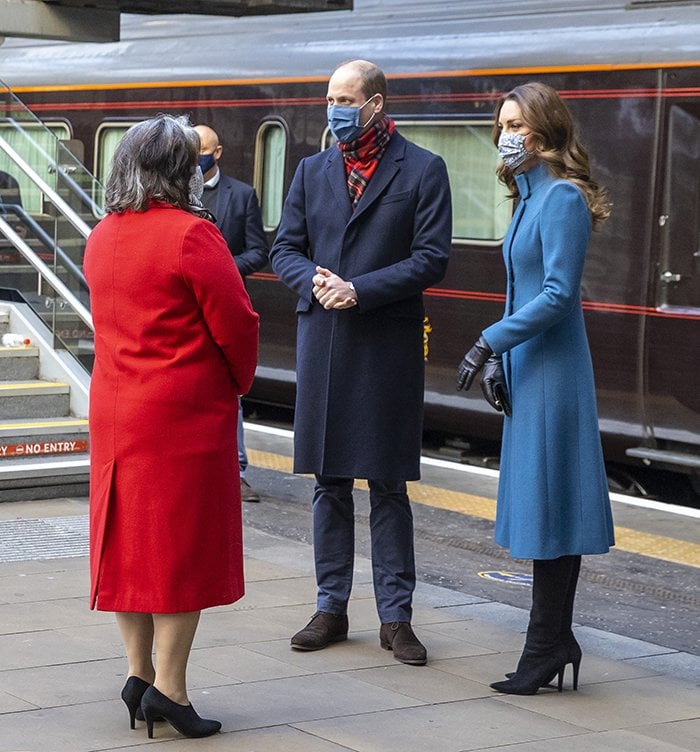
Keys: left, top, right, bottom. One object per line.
{"left": 195, "top": 124, "right": 269, "bottom": 503}
{"left": 270, "top": 60, "right": 451, "bottom": 665}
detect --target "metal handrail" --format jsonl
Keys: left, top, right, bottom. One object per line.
{"left": 1, "top": 117, "right": 104, "bottom": 218}
{"left": 0, "top": 215, "right": 93, "bottom": 331}
{"left": 1, "top": 203, "right": 88, "bottom": 289}
{"left": 0, "top": 135, "right": 92, "bottom": 238}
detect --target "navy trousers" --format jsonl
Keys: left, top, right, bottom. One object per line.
{"left": 312, "top": 475, "right": 416, "bottom": 623}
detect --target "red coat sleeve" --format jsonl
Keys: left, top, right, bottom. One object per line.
{"left": 180, "top": 218, "right": 259, "bottom": 394}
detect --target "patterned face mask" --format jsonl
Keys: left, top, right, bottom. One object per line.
{"left": 189, "top": 165, "right": 204, "bottom": 204}
{"left": 497, "top": 131, "right": 532, "bottom": 170}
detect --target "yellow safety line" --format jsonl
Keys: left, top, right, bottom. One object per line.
{"left": 0, "top": 382, "right": 67, "bottom": 390}
{"left": 247, "top": 448, "right": 700, "bottom": 569}
{"left": 0, "top": 419, "right": 88, "bottom": 430}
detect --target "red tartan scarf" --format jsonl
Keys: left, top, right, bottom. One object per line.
{"left": 338, "top": 116, "right": 395, "bottom": 209}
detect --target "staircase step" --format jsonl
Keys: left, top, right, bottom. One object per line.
{"left": 0, "top": 345, "right": 40, "bottom": 379}
{"left": 0, "top": 381, "right": 71, "bottom": 420}
{"left": 0, "top": 380, "right": 69, "bottom": 396}
{"left": 0, "top": 417, "right": 89, "bottom": 460}
{"left": 0, "top": 454, "right": 89, "bottom": 502}
{"left": 0, "top": 417, "right": 88, "bottom": 436}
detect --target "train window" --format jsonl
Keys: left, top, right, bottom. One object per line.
{"left": 0, "top": 121, "right": 70, "bottom": 214}
{"left": 398, "top": 122, "right": 510, "bottom": 243}
{"left": 321, "top": 120, "right": 510, "bottom": 243}
{"left": 95, "top": 123, "right": 135, "bottom": 208}
{"left": 254, "top": 121, "right": 287, "bottom": 231}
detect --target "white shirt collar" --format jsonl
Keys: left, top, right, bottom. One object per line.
{"left": 204, "top": 167, "right": 221, "bottom": 189}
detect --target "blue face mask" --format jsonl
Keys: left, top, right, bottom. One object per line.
{"left": 497, "top": 131, "right": 533, "bottom": 170}
{"left": 198, "top": 152, "right": 216, "bottom": 174}
{"left": 327, "top": 96, "right": 377, "bottom": 143}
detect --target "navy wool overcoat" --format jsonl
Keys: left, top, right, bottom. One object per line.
{"left": 483, "top": 162, "right": 615, "bottom": 560}
{"left": 270, "top": 131, "right": 452, "bottom": 480}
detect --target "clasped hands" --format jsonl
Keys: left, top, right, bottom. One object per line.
{"left": 456, "top": 335, "right": 512, "bottom": 417}
{"left": 312, "top": 266, "right": 357, "bottom": 310}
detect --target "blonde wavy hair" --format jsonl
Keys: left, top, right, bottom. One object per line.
{"left": 492, "top": 82, "right": 611, "bottom": 228}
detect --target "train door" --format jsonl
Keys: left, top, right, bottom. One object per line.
{"left": 639, "top": 94, "right": 700, "bottom": 472}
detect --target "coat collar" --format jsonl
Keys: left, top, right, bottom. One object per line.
{"left": 324, "top": 131, "right": 407, "bottom": 225}
{"left": 514, "top": 160, "right": 551, "bottom": 200}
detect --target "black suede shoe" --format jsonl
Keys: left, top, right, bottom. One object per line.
{"left": 291, "top": 611, "right": 349, "bottom": 650}
{"left": 380, "top": 621, "right": 427, "bottom": 665}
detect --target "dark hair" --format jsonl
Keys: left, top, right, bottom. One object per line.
{"left": 104, "top": 114, "right": 199, "bottom": 214}
{"left": 493, "top": 82, "right": 611, "bottom": 228}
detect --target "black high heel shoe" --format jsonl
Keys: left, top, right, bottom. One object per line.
{"left": 121, "top": 676, "right": 150, "bottom": 729}
{"left": 490, "top": 644, "right": 569, "bottom": 695}
{"left": 140, "top": 685, "right": 221, "bottom": 739}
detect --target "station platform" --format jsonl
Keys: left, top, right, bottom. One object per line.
{"left": 1, "top": 485, "right": 699, "bottom": 752}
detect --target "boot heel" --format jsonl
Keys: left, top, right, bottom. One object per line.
{"left": 556, "top": 665, "right": 565, "bottom": 692}
{"left": 571, "top": 655, "right": 581, "bottom": 691}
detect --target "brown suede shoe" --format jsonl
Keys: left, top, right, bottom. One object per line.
{"left": 240, "top": 478, "right": 260, "bottom": 503}
{"left": 380, "top": 621, "right": 427, "bottom": 665}
{"left": 291, "top": 612, "right": 349, "bottom": 651}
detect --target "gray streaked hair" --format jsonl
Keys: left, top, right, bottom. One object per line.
{"left": 104, "top": 115, "right": 200, "bottom": 214}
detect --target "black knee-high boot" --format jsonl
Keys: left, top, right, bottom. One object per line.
{"left": 505, "top": 554, "right": 583, "bottom": 682}
{"left": 491, "top": 556, "right": 580, "bottom": 695}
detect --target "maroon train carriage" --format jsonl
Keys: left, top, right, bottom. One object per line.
{"left": 0, "top": 0, "right": 698, "bottom": 498}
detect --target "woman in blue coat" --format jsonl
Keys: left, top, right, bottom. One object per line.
{"left": 457, "top": 82, "right": 615, "bottom": 695}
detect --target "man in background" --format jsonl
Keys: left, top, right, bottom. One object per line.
{"left": 194, "top": 124, "right": 268, "bottom": 503}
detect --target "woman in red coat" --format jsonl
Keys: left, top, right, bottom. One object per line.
{"left": 84, "top": 115, "right": 259, "bottom": 738}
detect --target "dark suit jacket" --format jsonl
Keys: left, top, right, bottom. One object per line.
{"left": 270, "top": 130, "right": 452, "bottom": 480}
{"left": 0, "top": 171, "right": 22, "bottom": 211}
{"left": 203, "top": 173, "right": 268, "bottom": 277}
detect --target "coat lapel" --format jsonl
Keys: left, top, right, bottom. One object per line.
{"left": 215, "top": 176, "right": 232, "bottom": 224}
{"left": 324, "top": 132, "right": 406, "bottom": 227}
{"left": 348, "top": 132, "right": 405, "bottom": 225}
{"left": 324, "top": 149, "right": 353, "bottom": 224}
{"left": 503, "top": 171, "right": 532, "bottom": 315}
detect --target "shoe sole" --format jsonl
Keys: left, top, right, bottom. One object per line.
{"left": 290, "top": 634, "right": 348, "bottom": 651}
{"left": 380, "top": 642, "right": 427, "bottom": 665}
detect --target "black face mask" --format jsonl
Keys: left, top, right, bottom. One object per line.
{"left": 198, "top": 153, "right": 216, "bottom": 174}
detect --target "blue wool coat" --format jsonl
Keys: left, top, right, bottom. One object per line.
{"left": 270, "top": 131, "right": 451, "bottom": 480}
{"left": 483, "top": 162, "right": 615, "bottom": 560}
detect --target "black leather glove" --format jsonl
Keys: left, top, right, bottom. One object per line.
{"left": 481, "top": 355, "right": 512, "bottom": 417}
{"left": 456, "top": 335, "right": 492, "bottom": 392}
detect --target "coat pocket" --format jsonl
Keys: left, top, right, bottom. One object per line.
{"left": 379, "top": 189, "right": 412, "bottom": 205}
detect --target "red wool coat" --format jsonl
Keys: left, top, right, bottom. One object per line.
{"left": 84, "top": 204, "right": 259, "bottom": 613}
